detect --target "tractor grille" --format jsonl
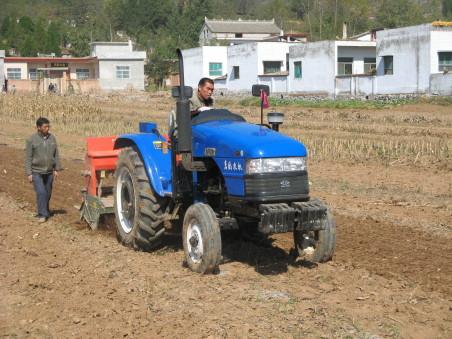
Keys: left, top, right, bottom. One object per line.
{"left": 244, "top": 171, "right": 309, "bottom": 201}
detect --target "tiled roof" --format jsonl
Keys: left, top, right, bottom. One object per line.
{"left": 205, "top": 18, "right": 281, "bottom": 34}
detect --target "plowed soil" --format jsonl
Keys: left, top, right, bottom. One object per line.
{"left": 1, "top": 144, "right": 451, "bottom": 338}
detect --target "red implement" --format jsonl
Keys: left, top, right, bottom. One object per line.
{"left": 84, "top": 136, "right": 119, "bottom": 196}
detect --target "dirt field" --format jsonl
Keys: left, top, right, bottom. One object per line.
{"left": 1, "top": 93, "right": 451, "bottom": 338}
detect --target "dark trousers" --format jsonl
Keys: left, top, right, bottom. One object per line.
{"left": 32, "top": 173, "right": 54, "bottom": 218}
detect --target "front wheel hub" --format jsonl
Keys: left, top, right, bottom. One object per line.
{"left": 186, "top": 223, "right": 203, "bottom": 263}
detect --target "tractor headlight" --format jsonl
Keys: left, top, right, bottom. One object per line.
{"left": 246, "top": 157, "right": 307, "bottom": 174}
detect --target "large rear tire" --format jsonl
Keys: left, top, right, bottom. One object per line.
{"left": 182, "top": 203, "right": 222, "bottom": 274}
{"left": 294, "top": 211, "right": 336, "bottom": 263}
{"left": 114, "top": 147, "right": 168, "bottom": 250}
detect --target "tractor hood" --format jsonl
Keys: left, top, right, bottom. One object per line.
{"left": 191, "top": 111, "right": 307, "bottom": 158}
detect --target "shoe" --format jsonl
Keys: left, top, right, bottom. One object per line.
{"left": 38, "top": 217, "right": 47, "bottom": 223}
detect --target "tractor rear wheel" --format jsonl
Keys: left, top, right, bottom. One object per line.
{"left": 294, "top": 211, "right": 336, "bottom": 263}
{"left": 114, "top": 147, "right": 168, "bottom": 250}
{"left": 182, "top": 203, "right": 222, "bottom": 274}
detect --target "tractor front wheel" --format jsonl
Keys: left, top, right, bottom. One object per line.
{"left": 294, "top": 212, "right": 336, "bottom": 263}
{"left": 114, "top": 147, "right": 168, "bottom": 250}
{"left": 182, "top": 203, "right": 222, "bottom": 274}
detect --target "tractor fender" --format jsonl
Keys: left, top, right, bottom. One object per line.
{"left": 114, "top": 134, "right": 172, "bottom": 197}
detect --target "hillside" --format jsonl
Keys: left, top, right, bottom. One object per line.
{"left": 0, "top": 0, "right": 450, "bottom": 82}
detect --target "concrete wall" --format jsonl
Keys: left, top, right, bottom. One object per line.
{"left": 91, "top": 41, "right": 146, "bottom": 90}
{"left": 4, "top": 62, "right": 28, "bottom": 79}
{"left": 225, "top": 42, "right": 291, "bottom": 92}
{"left": 98, "top": 60, "right": 145, "bottom": 91}
{"left": 0, "top": 50, "right": 4, "bottom": 86}
{"left": 258, "top": 75, "right": 288, "bottom": 93}
{"left": 376, "top": 24, "right": 431, "bottom": 94}
{"left": 183, "top": 46, "right": 227, "bottom": 89}
{"left": 91, "top": 42, "right": 146, "bottom": 60}
{"left": 7, "top": 79, "right": 40, "bottom": 92}
{"left": 430, "top": 29, "right": 452, "bottom": 74}
{"left": 335, "top": 75, "right": 376, "bottom": 96}
{"left": 430, "top": 73, "right": 452, "bottom": 95}
{"left": 68, "top": 64, "right": 98, "bottom": 80}
{"left": 227, "top": 43, "right": 258, "bottom": 92}
{"left": 337, "top": 46, "right": 376, "bottom": 74}
{"left": 69, "top": 79, "right": 100, "bottom": 93}
{"left": 202, "top": 46, "right": 228, "bottom": 83}
{"left": 257, "top": 42, "right": 292, "bottom": 75}
{"left": 289, "top": 41, "right": 335, "bottom": 95}
{"left": 183, "top": 48, "right": 204, "bottom": 88}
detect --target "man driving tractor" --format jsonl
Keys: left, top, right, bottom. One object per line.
{"left": 190, "top": 77, "right": 214, "bottom": 112}
{"left": 169, "top": 77, "right": 215, "bottom": 136}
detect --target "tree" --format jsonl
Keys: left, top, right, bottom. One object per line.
{"left": 376, "top": 0, "right": 424, "bottom": 28}
{"left": 442, "top": 0, "right": 452, "bottom": 18}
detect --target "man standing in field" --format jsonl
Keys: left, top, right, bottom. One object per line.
{"left": 25, "top": 117, "right": 62, "bottom": 223}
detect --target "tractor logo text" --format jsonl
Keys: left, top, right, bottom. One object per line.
{"left": 223, "top": 160, "right": 243, "bottom": 172}
{"left": 280, "top": 179, "right": 291, "bottom": 189}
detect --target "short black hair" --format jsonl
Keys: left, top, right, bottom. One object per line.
{"left": 198, "top": 77, "right": 214, "bottom": 87}
{"left": 36, "top": 117, "right": 50, "bottom": 127}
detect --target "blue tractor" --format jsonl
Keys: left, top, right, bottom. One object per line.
{"left": 112, "top": 50, "right": 336, "bottom": 273}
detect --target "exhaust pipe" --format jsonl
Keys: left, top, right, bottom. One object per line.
{"left": 175, "top": 49, "right": 192, "bottom": 154}
{"left": 174, "top": 49, "right": 206, "bottom": 172}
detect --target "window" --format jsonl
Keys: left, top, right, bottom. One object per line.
{"left": 438, "top": 52, "right": 452, "bottom": 72}
{"left": 383, "top": 56, "right": 393, "bottom": 75}
{"left": 286, "top": 53, "right": 289, "bottom": 72}
{"left": 209, "top": 62, "right": 222, "bottom": 76}
{"left": 235, "top": 33, "right": 243, "bottom": 38}
{"left": 233, "top": 66, "right": 240, "bottom": 79}
{"left": 76, "top": 68, "right": 90, "bottom": 80}
{"left": 337, "top": 57, "right": 353, "bottom": 75}
{"left": 263, "top": 61, "right": 282, "bottom": 74}
{"left": 29, "top": 69, "right": 38, "bottom": 80}
{"left": 294, "top": 61, "right": 302, "bottom": 78}
{"left": 7, "top": 68, "right": 21, "bottom": 80}
{"left": 116, "top": 66, "right": 130, "bottom": 79}
{"left": 364, "top": 58, "right": 376, "bottom": 74}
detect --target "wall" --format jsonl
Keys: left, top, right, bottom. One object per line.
{"left": 98, "top": 60, "right": 145, "bottom": 91}
{"left": 68, "top": 64, "right": 98, "bottom": 80}
{"left": 4, "top": 62, "right": 28, "bottom": 79}
{"left": 430, "top": 28, "right": 452, "bottom": 74}
{"left": 91, "top": 42, "right": 145, "bottom": 60}
{"left": 376, "top": 24, "right": 431, "bottom": 94}
{"left": 430, "top": 73, "right": 452, "bottom": 95}
{"left": 337, "top": 46, "right": 376, "bottom": 74}
{"left": 68, "top": 79, "right": 100, "bottom": 93}
{"left": 227, "top": 43, "right": 259, "bottom": 92}
{"left": 257, "top": 42, "right": 292, "bottom": 75}
{"left": 335, "top": 75, "right": 376, "bottom": 96}
{"left": 289, "top": 41, "right": 335, "bottom": 95}
{"left": 182, "top": 47, "right": 204, "bottom": 88}
{"left": 202, "top": 46, "right": 228, "bottom": 83}
{"left": 7, "top": 80, "right": 40, "bottom": 92}
{"left": 258, "top": 75, "right": 288, "bottom": 93}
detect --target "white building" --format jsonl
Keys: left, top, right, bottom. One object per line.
{"left": 228, "top": 42, "right": 295, "bottom": 93}
{"left": 199, "top": 18, "right": 282, "bottom": 46}
{"left": 182, "top": 46, "right": 228, "bottom": 89}
{"left": 185, "top": 22, "right": 452, "bottom": 97}
{"left": 90, "top": 41, "right": 146, "bottom": 91}
{"left": 376, "top": 23, "right": 452, "bottom": 95}
{"left": 2, "top": 41, "right": 146, "bottom": 94}
{"left": 289, "top": 40, "right": 376, "bottom": 96}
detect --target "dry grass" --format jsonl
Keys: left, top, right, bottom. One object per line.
{"left": 1, "top": 93, "right": 451, "bottom": 167}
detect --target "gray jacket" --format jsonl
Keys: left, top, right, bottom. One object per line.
{"left": 25, "top": 133, "right": 62, "bottom": 176}
{"left": 189, "top": 93, "right": 214, "bottom": 112}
